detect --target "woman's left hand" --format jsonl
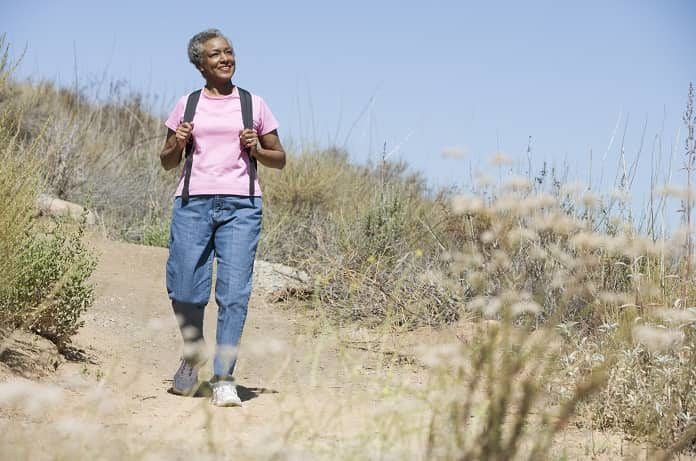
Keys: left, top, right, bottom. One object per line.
{"left": 240, "top": 129, "right": 259, "bottom": 153}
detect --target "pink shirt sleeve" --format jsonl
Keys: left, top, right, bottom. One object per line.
{"left": 164, "top": 95, "right": 187, "bottom": 132}
{"left": 253, "top": 95, "right": 279, "bottom": 136}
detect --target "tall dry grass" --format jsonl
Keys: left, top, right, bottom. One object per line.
{"left": 0, "top": 65, "right": 172, "bottom": 243}
{"left": 1, "top": 33, "right": 694, "bottom": 455}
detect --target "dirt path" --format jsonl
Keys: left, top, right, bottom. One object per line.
{"left": 0, "top": 235, "right": 430, "bottom": 460}
{"left": 0, "top": 235, "right": 689, "bottom": 460}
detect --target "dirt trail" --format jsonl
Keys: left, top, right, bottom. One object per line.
{"left": 0, "top": 235, "right": 429, "bottom": 459}
{"left": 0, "top": 235, "right": 683, "bottom": 460}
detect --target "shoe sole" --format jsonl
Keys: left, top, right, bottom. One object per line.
{"left": 169, "top": 374, "right": 204, "bottom": 397}
{"left": 169, "top": 382, "right": 201, "bottom": 397}
{"left": 211, "top": 400, "right": 242, "bottom": 407}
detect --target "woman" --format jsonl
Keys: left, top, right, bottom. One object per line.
{"left": 160, "top": 29, "right": 285, "bottom": 407}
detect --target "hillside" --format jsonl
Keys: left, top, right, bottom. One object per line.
{"left": 2, "top": 234, "right": 680, "bottom": 460}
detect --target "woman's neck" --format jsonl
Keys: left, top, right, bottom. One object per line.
{"left": 204, "top": 79, "right": 234, "bottom": 96}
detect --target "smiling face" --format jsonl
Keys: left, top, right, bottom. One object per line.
{"left": 198, "top": 36, "right": 235, "bottom": 82}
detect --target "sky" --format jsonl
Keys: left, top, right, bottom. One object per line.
{"left": 2, "top": 0, "right": 696, "bottom": 221}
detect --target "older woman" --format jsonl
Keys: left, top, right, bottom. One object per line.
{"left": 160, "top": 29, "right": 285, "bottom": 406}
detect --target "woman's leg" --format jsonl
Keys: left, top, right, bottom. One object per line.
{"left": 166, "top": 196, "right": 216, "bottom": 362}
{"left": 211, "top": 195, "right": 262, "bottom": 380}
{"left": 171, "top": 301, "right": 206, "bottom": 361}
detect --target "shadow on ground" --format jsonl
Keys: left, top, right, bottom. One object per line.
{"left": 166, "top": 381, "right": 278, "bottom": 401}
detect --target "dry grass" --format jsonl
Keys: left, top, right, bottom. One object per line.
{"left": 1, "top": 34, "right": 695, "bottom": 457}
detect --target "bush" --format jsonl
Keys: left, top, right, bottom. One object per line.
{"left": 0, "top": 37, "right": 96, "bottom": 349}
{"left": 260, "top": 149, "right": 459, "bottom": 327}
{"left": 142, "top": 212, "right": 170, "bottom": 248}
{"left": 566, "top": 315, "right": 696, "bottom": 451}
{"left": 444, "top": 185, "right": 695, "bottom": 450}
{"left": 2, "top": 219, "right": 96, "bottom": 348}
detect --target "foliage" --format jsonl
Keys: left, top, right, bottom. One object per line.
{"left": 1, "top": 35, "right": 694, "bottom": 452}
{"left": 0, "top": 36, "right": 96, "bottom": 349}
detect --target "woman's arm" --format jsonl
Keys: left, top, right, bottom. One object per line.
{"left": 160, "top": 122, "right": 194, "bottom": 171}
{"left": 247, "top": 129, "right": 286, "bottom": 169}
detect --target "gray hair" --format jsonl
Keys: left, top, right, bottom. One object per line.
{"left": 187, "top": 29, "right": 234, "bottom": 68}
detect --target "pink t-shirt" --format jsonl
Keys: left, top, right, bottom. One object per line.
{"left": 165, "top": 86, "right": 279, "bottom": 197}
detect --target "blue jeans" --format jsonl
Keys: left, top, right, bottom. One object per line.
{"left": 166, "top": 195, "right": 262, "bottom": 379}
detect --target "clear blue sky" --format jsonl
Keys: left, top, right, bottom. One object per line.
{"left": 2, "top": 0, "right": 696, "bottom": 217}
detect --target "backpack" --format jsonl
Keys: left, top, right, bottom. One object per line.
{"left": 180, "top": 86, "right": 256, "bottom": 204}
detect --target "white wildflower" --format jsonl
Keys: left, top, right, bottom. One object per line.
{"left": 481, "top": 230, "right": 495, "bottom": 243}
{"left": 510, "top": 300, "right": 541, "bottom": 316}
{"left": 476, "top": 174, "right": 494, "bottom": 188}
{"left": 451, "top": 195, "right": 485, "bottom": 214}
{"left": 468, "top": 296, "right": 501, "bottom": 318}
{"left": 503, "top": 176, "right": 532, "bottom": 192}
{"left": 84, "top": 385, "right": 117, "bottom": 414}
{"left": 415, "top": 343, "right": 463, "bottom": 368}
{"left": 419, "top": 269, "right": 446, "bottom": 286}
{"left": 611, "top": 188, "right": 630, "bottom": 204}
{"left": 507, "top": 227, "right": 539, "bottom": 247}
{"left": 54, "top": 417, "right": 101, "bottom": 437}
{"left": 570, "top": 231, "right": 602, "bottom": 250}
{"left": 146, "top": 317, "right": 167, "bottom": 331}
{"left": 656, "top": 184, "right": 687, "bottom": 199}
{"left": 597, "top": 291, "right": 632, "bottom": 306}
{"left": 632, "top": 325, "right": 684, "bottom": 352}
{"left": 490, "top": 151, "right": 513, "bottom": 166}
{"left": 215, "top": 345, "right": 239, "bottom": 368}
{"left": 655, "top": 308, "right": 696, "bottom": 325}
{"left": 182, "top": 340, "right": 207, "bottom": 358}
{"left": 181, "top": 325, "right": 201, "bottom": 340}
{"left": 0, "top": 378, "right": 64, "bottom": 414}
{"left": 581, "top": 192, "right": 599, "bottom": 208}
{"left": 492, "top": 195, "right": 523, "bottom": 214}
{"left": 560, "top": 182, "right": 584, "bottom": 196}
{"left": 246, "top": 338, "right": 286, "bottom": 355}
{"left": 441, "top": 146, "right": 467, "bottom": 159}
{"left": 491, "top": 250, "right": 511, "bottom": 270}
{"left": 536, "top": 194, "right": 557, "bottom": 209}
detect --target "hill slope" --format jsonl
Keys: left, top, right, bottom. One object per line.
{"left": 0, "top": 234, "right": 683, "bottom": 460}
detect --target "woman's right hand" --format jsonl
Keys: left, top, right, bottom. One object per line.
{"left": 175, "top": 122, "right": 194, "bottom": 150}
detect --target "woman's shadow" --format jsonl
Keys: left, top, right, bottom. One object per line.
{"left": 168, "top": 381, "right": 278, "bottom": 402}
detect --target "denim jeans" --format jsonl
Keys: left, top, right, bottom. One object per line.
{"left": 166, "top": 195, "right": 262, "bottom": 379}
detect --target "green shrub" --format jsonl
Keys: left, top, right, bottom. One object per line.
{"left": 2, "top": 219, "right": 97, "bottom": 347}
{"left": 142, "top": 213, "right": 170, "bottom": 248}
{"left": 0, "top": 37, "right": 96, "bottom": 349}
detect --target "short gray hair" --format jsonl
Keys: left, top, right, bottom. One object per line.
{"left": 187, "top": 29, "right": 234, "bottom": 68}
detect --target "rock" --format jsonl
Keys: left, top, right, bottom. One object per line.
{"left": 252, "top": 260, "right": 313, "bottom": 303}
{"left": 36, "top": 194, "right": 97, "bottom": 225}
{"left": 0, "top": 329, "right": 63, "bottom": 379}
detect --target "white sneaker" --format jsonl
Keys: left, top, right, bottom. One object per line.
{"left": 211, "top": 382, "right": 242, "bottom": 407}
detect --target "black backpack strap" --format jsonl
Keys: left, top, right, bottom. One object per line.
{"left": 237, "top": 87, "right": 256, "bottom": 196}
{"left": 181, "top": 89, "right": 202, "bottom": 204}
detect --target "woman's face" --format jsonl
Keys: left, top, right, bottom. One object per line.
{"left": 199, "top": 37, "right": 235, "bottom": 82}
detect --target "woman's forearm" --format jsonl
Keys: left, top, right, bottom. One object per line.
{"left": 160, "top": 136, "right": 184, "bottom": 171}
{"left": 253, "top": 145, "right": 286, "bottom": 169}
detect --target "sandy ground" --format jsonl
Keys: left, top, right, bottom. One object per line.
{"left": 0, "top": 235, "right": 693, "bottom": 460}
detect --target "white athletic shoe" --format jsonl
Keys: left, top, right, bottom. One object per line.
{"left": 211, "top": 381, "right": 242, "bottom": 407}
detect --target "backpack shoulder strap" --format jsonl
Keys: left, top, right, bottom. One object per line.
{"left": 183, "top": 89, "right": 202, "bottom": 123}
{"left": 237, "top": 86, "right": 253, "bottom": 130}
{"left": 180, "top": 89, "right": 202, "bottom": 204}
{"left": 237, "top": 86, "right": 257, "bottom": 196}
